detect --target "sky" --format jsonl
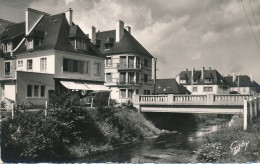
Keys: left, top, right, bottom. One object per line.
{"left": 1, "top": 0, "right": 260, "bottom": 82}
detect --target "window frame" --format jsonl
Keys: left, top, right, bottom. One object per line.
{"left": 4, "top": 61, "right": 11, "bottom": 76}
{"left": 40, "top": 57, "right": 47, "bottom": 72}
{"left": 27, "top": 59, "right": 33, "bottom": 71}
{"left": 94, "top": 62, "right": 101, "bottom": 75}
{"left": 120, "top": 89, "right": 126, "bottom": 98}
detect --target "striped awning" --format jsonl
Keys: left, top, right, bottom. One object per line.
{"left": 60, "top": 81, "right": 111, "bottom": 91}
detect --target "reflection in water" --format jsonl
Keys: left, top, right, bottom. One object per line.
{"left": 78, "top": 113, "right": 230, "bottom": 163}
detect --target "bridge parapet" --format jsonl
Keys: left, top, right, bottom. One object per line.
{"left": 139, "top": 94, "right": 253, "bottom": 106}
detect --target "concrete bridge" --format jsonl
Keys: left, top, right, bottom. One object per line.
{"left": 133, "top": 94, "right": 260, "bottom": 130}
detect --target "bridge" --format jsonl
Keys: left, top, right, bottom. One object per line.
{"left": 132, "top": 94, "right": 260, "bottom": 130}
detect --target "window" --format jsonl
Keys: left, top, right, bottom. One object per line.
{"left": 79, "top": 61, "right": 84, "bottom": 74}
{"left": 6, "top": 42, "right": 12, "bottom": 52}
{"left": 147, "top": 90, "right": 150, "bottom": 95}
{"left": 2, "top": 43, "right": 7, "bottom": 52}
{"left": 40, "top": 58, "right": 47, "bottom": 72}
{"left": 120, "top": 89, "right": 126, "bottom": 98}
{"left": 106, "top": 73, "right": 112, "bottom": 83}
{"left": 94, "top": 63, "right": 100, "bottom": 75}
{"left": 128, "top": 89, "right": 133, "bottom": 98}
{"left": 180, "top": 80, "right": 186, "bottom": 84}
{"left": 193, "top": 87, "right": 198, "bottom": 92}
{"left": 34, "top": 85, "right": 39, "bottom": 97}
{"left": 73, "top": 60, "right": 79, "bottom": 72}
{"left": 27, "top": 85, "right": 32, "bottom": 97}
{"left": 136, "top": 56, "right": 140, "bottom": 68}
{"left": 18, "top": 60, "right": 23, "bottom": 67}
{"left": 120, "top": 72, "right": 126, "bottom": 83}
{"left": 85, "top": 61, "right": 89, "bottom": 74}
{"left": 63, "top": 58, "right": 69, "bottom": 72}
{"left": 144, "top": 90, "right": 147, "bottom": 95}
{"left": 144, "top": 58, "right": 148, "bottom": 67}
{"left": 76, "top": 38, "right": 87, "bottom": 50}
{"left": 203, "top": 86, "right": 213, "bottom": 92}
{"left": 136, "top": 89, "right": 139, "bottom": 94}
{"left": 27, "top": 59, "right": 33, "bottom": 70}
{"left": 106, "top": 57, "right": 112, "bottom": 66}
{"left": 41, "top": 86, "right": 45, "bottom": 97}
{"left": 144, "top": 74, "right": 148, "bottom": 83}
{"left": 27, "top": 38, "right": 34, "bottom": 50}
{"left": 128, "top": 56, "right": 134, "bottom": 68}
{"left": 204, "top": 78, "right": 212, "bottom": 83}
{"left": 136, "top": 73, "right": 140, "bottom": 82}
{"left": 5, "top": 62, "right": 10, "bottom": 76}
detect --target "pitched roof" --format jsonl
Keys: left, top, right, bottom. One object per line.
{"left": 224, "top": 75, "right": 260, "bottom": 88}
{"left": 96, "top": 29, "right": 153, "bottom": 58}
{"left": 155, "top": 78, "right": 190, "bottom": 94}
{"left": 1, "top": 13, "right": 104, "bottom": 58}
{"left": 0, "top": 22, "right": 25, "bottom": 41}
{"left": 178, "top": 69, "right": 228, "bottom": 85}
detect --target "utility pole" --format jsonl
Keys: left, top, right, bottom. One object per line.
{"left": 153, "top": 58, "right": 157, "bottom": 95}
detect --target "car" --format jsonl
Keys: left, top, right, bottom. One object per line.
{"left": 80, "top": 91, "right": 110, "bottom": 107}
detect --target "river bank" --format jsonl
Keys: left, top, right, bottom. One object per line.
{"left": 1, "top": 106, "right": 161, "bottom": 162}
{"left": 192, "top": 116, "right": 260, "bottom": 163}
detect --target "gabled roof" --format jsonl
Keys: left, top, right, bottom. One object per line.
{"left": 178, "top": 69, "right": 228, "bottom": 85}
{"left": 1, "top": 13, "right": 104, "bottom": 58}
{"left": 155, "top": 78, "right": 190, "bottom": 94}
{"left": 0, "top": 22, "right": 25, "bottom": 41}
{"left": 96, "top": 29, "right": 153, "bottom": 58}
{"left": 224, "top": 75, "right": 260, "bottom": 88}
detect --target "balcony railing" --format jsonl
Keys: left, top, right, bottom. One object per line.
{"left": 116, "top": 63, "right": 142, "bottom": 69}
{"left": 116, "top": 80, "right": 144, "bottom": 85}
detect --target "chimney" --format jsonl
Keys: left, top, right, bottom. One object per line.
{"left": 232, "top": 73, "right": 236, "bottom": 82}
{"left": 89, "top": 26, "right": 96, "bottom": 44}
{"left": 191, "top": 67, "right": 195, "bottom": 83}
{"left": 209, "top": 67, "right": 211, "bottom": 70}
{"left": 116, "top": 20, "right": 124, "bottom": 42}
{"left": 125, "top": 26, "right": 131, "bottom": 34}
{"left": 65, "top": 8, "right": 73, "bottom": 26}
{"left": 201, "top": 67, "right": 205, "bottom": 80}
{"left": 186, "top": 68, "right": 188, "bottom": 71}
{"left": 250, "top": 74, "right": 253, "bottom": 82}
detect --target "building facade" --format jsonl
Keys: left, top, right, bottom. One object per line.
{"left": 88, "top": 20, "right": 154, "bottom": 103}
{"left": 224, "top": 74, "right": 260, "bottom": 94}
{"left": 0, "top": 8, "right": 106, "bottom": 108}
{"left": 176, "top": 67, "right": 230, "bottom": 95}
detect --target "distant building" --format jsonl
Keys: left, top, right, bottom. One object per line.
{"left": 0, "top": 8, "right": 107, "bottom": 108}
{"left": 224, "top": 74, "right": 260, "bottom": 94}
{"left": 176, "top": 67, "right": 229, "bottom": 95}
{"left": 89, "top": 20, "right": 154, "bottom": 103}
{"left": 154, "top": 78, "right": 190, "bottom": 95}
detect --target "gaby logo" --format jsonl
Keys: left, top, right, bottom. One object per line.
{"left": 230, "top": 140, "right": 249, "bottom": 155}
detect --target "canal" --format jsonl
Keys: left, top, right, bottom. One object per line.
{"left": 79, "top": 113, "right": 231, "bottom": 163}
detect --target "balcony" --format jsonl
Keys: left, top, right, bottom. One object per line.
{"left": 116, "top": 63, "right": 142, "bottom": 71}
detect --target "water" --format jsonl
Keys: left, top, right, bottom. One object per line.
{"left": 79, "top": 113, "right": 230, "bottom": 163}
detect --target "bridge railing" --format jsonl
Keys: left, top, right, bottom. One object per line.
{"left": 173, "top": 95, "right": 207, "bottom": 102}
{"left": 138, "top": 94, "right": 254, "bottom": 105}
{"left": 139, "top": 95, "right": 168, "bottom": 102}
{"left": 214, "top": 94, "right": 253, "bottom": 103}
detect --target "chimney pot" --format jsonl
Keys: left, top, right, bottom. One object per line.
{"left": 116, "top": 20, "right": 124, "bottom": 42}
{"left": 232, "top": 73, "right": 236, "bottom": 82}
{"left": 125, "top": 26, "right": 131, "bottom": 34}
{"left": 201, "top": 67, "right": 205, "bottom": 80}
{"left": 65, "top": 8, "right": 73, "bottom": 26}
{"left": 191, "top": 67, "right": 195, "bottom": 82}
{"left": 250, "top": 74, "right": 253, "bottom": 82}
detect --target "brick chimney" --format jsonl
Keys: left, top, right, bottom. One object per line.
{"left": 89, "top": 26, "right": 96, "bottom": 44}
{"left": 65, "top": 8, "right": 73, "bottom": 26}
{"left": 232, "top": 73, "right": 236, "bottom": 82}
{"left": 250, "top": 74, "right": 253, "bottom": 82}
{"left": 125, "top": 26, "right": 131, "bottom": 34}
{"left": 201, "top": 67, "right": 205, "bottom": 80}
{"left": 116, "top": 20, "right": 124, "bottom": 42}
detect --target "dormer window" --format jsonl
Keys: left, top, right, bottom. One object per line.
{"left": 104, "top": 37, "right": 114, "bottom": 50}
{"left": 1, "top": 42, "right": 12, "bottom": 52}
{"left": 204, "top": 78, "right": 213, "bottom": 83}
{"left": 76, "top": 38, "right": 87, "bottom": 50}
{"left": 26, "top": 38, "right": 34, "bottom": 50}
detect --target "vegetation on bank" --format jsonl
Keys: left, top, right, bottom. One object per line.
{"left": 2, "top": 104, "right": 160, "bottom": 162}
{"left": 192, "top": 116, "right": 260, "bottom": 163}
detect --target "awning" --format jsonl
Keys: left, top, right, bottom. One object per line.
{"left": 60, "top": 81, "right": 111, "bottom": 91}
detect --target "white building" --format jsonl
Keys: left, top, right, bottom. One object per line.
{"left": 0, "top": 8, "right": 107, "bottom": 108}
{"left": 88, "top": 20, "right": 154, "bottom": 104}
{"left": 224, "top": 74, "right": 260, "bottom": 94}
{"left": 176, "top": 67, "right": 230, "bottom": 95}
